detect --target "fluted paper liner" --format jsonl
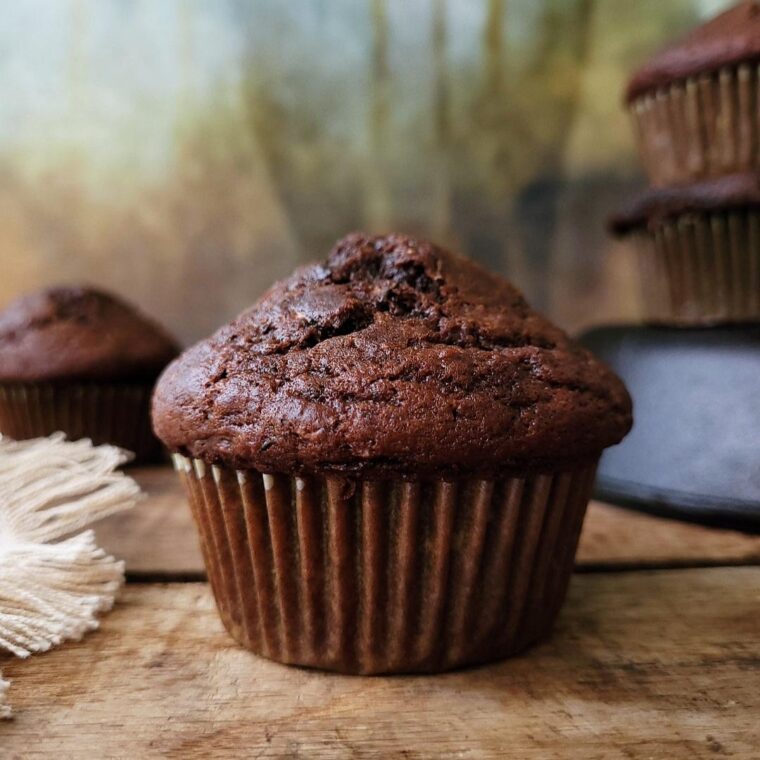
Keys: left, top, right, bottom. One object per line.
{"left": 0, "top": 382, "right": 161, "bottom": 462}
{"left": 174, "top": 455, "right": 597, "bottom": 674}
{"left": 629, "top": 210, "right": 760, "bottom": 324}
{"left": 630, "top": 65, "right": 760, "bottom": 186}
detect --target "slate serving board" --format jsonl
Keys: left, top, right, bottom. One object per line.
{"left": 579, "top": 325, "right": 760, "bottom": 533}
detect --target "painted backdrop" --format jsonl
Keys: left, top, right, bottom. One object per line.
{"left": 0, "top": 0, "right": 732, "bottom": 344}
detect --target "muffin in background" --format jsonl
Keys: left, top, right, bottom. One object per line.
{"left": 610, "top": 172, "right": 760, "bottom": 325}
{"left": 627, "top": 1, "right": 760, "bottom": 186}
{"left": 152, "top": 233, "right": 632, "bottom": 674}
{"left": 0, "top": 285, "right": 178, "bottom": 462}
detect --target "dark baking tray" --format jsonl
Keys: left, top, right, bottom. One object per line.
{"left": 578, "top": 324, "right": 760, "bottom": 533}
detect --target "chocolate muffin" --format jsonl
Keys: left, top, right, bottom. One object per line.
{"left": 611, "top": 172, "right": 760, "bottom": 324}
{"left": 627, "top": 1, "right": 760, "bottom": 185}
{"left": 153, "top": 233, "right": 632, "bottom": 674}
{"left": 0, "top": 285, "right": 178, "bottom": 461}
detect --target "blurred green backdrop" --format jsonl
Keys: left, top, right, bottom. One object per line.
{"left": 0, "top": 0, "right": 732, "bottom": 344}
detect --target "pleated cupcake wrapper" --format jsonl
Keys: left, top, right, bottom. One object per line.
{"left": 0, "top": 382, "right": 161, "bottom": 463}
{"left": 174, "top": 454, "right": 597, "bottom": 674}
{"left": 630, "top": 64, "right": 760, "bottom": 185}
{"left": 630, "top": 210, "right": 760, "bottom": 324}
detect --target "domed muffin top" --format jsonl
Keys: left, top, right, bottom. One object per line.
{"left": 152, "top": 234, "right": 632, "bottom": 477}
{"left": 609, "top": 172, "right": 760, "bottom": 235}
{"left": 0, "top": 286, "right": 179, "bottom": 383}
{"left": 626, "top": 1, "right": 760, "bottom": 103}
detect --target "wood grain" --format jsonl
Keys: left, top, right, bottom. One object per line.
{"left": 97, "top": 467, "right": 760, "bottom": 578}
{"left": 1, "top": 569, "right": 758, "bottom": 758}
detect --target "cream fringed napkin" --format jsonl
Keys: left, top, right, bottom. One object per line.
{"left": 0, "top": 434, "right": 141, "bottom": 717}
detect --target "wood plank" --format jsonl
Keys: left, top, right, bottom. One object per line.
{"left": 577, "top": 501, "right": 760, "bottom": 569}
{"left": 2, "top": 568, "right": 758, "bottom": 758}
{"left": 97, "top": 467, "right": 760, "bottom": 578}
{"left": 98, "top": 466, "right": 204, "bottom": 577}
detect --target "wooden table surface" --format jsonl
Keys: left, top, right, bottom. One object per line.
{"left": 3, "top": 466, "right": 759, "bottom": 758}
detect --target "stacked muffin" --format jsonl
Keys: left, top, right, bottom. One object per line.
{"left": 614, "top": 1, "right": 760, "bottom": 324}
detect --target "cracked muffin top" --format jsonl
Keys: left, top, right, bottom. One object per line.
{"left": 0, "top": 286, "right": 179, "bottom": 383}
{"left": 152, "top": 233, "right": 632, "bottom": 477}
